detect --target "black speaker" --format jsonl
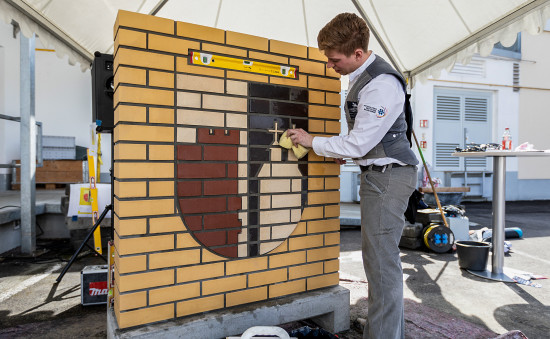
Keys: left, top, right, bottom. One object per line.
{"left": 91, "top": 52, "right": 114, "bottom": 131}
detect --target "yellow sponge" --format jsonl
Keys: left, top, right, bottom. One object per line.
{"left": 279, "top": 131, "right": 293, "bottom": 149}
{"left": 278, "top": 130, "right": 310, "bottom": 159}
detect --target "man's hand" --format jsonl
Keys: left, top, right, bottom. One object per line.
{"left": 334, "top": 158, "right": 347, "bottom": 165}
{"left": 286, "top": 129, "right": 313, "bottom": 148}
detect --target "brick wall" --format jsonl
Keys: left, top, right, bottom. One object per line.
{"left": 113, "top": 10, "right": 341, "bottom": 329}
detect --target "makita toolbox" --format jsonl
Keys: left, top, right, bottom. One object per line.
{"left": 81, "top": 265, "right": 108, "bottom": 306}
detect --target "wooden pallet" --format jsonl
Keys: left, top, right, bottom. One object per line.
{"left": 11, "top": 183, "right": 70, "bottom": 190}
{"left": 12, "top": 160, "right": 84, "bottom": 190}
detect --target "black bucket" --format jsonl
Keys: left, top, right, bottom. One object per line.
{"left": 456, "top": 241, "right": 490, "bottom": 271}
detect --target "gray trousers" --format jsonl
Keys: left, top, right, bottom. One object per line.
{"left": 360, "top": 164, "right": 417, "bottom": 339}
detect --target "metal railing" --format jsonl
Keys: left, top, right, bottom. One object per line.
{"left": 0, "top": 113, "right": 43, "bottom": 168}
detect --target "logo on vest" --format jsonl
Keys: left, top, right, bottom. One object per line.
{"left": 376, "top": 107, "right": 387, "bottom": 118}
{"left": 347, "top": 101, "right": 358, "bottom": 119}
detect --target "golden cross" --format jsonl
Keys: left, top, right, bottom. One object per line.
{"left": 268, "top": 121, "right": 283, "bottom": 145}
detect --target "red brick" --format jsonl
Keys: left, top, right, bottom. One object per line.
{"left": 183, "top": 215, "right": 202, "bottom": 231}
{"left": 213, "top": 245, "right": 237, "bottom": 257}
{"left": 204, "top": 213, "right": 241, "bottom": 229}
{"left": 203, "top": 146, "right": 238, "bottom": 161}
{"left": 228, "top": 197, "right": 242, "bottom": 211}
{"left": 195, "top": 231, "right": 226, "bottom": 246}
{"left": 227, "top": 164, "right": 238, "bottom": 178}
{"left": 179, "top": 197, "right": 226, "bottom": 213}
{"left": 177, "top": 181, "right": 202, "bottom": 196}
{"left": 177, "top": 163, "right": 226, "bottom": 178}
{"left": 227, "top": 229, "right": 240, "bottom": 244}
{"left": 198, "top": 128, "right": 239, "bottom": 144}
{"left": 177, "top": 145, "right": 202, "bottom": 160}
{"left": 204, "top": 180, "right": 238, "bottom": 195}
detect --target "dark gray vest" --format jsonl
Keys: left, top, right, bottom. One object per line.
{"left": 344, "top": 55, "right": 418, "bottom": 165}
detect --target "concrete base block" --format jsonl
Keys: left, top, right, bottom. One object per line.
{"left": 107, "top": 285, "right": 350, "bottom": 339}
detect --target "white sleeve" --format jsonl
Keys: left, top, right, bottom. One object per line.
{"left": 312, "top": 74, "right": 405, "bottom": 159}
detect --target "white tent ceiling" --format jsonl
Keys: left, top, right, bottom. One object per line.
{"left": 2, "top": 0, "right": 550, "bottom": 82}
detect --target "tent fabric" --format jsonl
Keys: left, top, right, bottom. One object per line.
{"left": 1, "top": 0, "right": 550, "bottom": 80}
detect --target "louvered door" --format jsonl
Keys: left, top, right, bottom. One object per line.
{"left": 433, "top": 88, "right": 492, "bottom": 171}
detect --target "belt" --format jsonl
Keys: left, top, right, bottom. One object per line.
{"left": 360, "top": 163, "right": 407, "bottom": 173}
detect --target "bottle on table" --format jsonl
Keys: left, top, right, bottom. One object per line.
{"left": 502, "top": 128, "right": 512, "bottom": 150}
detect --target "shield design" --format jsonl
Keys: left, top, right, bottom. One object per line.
{"left": 176, "top": 82, "right": 309, "bottom": 258}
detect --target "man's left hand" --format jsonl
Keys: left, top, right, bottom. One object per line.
{"left": 286, "top": 129, "right": 313, "bottom": 148}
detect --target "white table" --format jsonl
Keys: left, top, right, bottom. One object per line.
{"left": 453, "top": 150, "right": 550, "bottom": 282}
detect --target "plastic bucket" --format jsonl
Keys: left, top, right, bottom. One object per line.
{"left": 456, "top": 241, "right": 490, "bottom": 271}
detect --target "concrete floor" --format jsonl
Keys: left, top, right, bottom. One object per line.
{"left": 0, "top": 199, "right": 548, "bottom": 338}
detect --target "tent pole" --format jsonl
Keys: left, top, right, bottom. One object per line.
{"left": 350, "top": 0, "right": 402, "bottom": 74}
{"left": 20, "top": 32, "right": 37, "bottom": 255}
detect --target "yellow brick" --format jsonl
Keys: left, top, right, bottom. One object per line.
{"left": 118, "top": 269, "right": 174, "bottom": 292}
{"left": 203, "top": 275, "right": 246, "bottom": 295}
{"left": 289, "top": 234, "right": 324, "bottom": 251}
{"left": 114, "top": 67, "right": 146, "bottom": 88}
{"left": 149, "top": 107, "right": 174, "bottom": 124}
{"left": 177, "top": 91, "right": 201, "bottom": 108}
{"left": 269, "top": 239, "right": 289, "bottom": 253}
{"left": 325, "top": 121, "right": 341, "bottom": 134}
{"left": 307, "top": 246, "right": 340, "bottom": 262}
{"left": 308, "top": 76, "right": 341, "bottom": 92}
{"left": 201, "top": 248, "right": 226, "bottom": 262}
{"left": 269, "top": 279, "right": 306, "bottom": 298}
{"left": 202, "top": 43, "right": 247, "bottom": 57}
{"left": 226, "top": 257, "right": 268, "bottom": 275}
{"left": 226, "top": 286, "right": 267, "bottom": 307}
{"left": 289, "top": 262, "right": 324, "bottom": 280}
{"left": 117, "top": 234, "right": 173, "bottom": 255}
{"left": 149, "top": 34, "right": 199, "bottom": 55}
{"left": 248, "top": 268, "right": 287, "bottom": 287}
{"left": 308, "top": 163, "right": 340, "bottom": 176}
{"left": 177, "top": 21, "right": 225, "bottom": 44}
{"left": 308, "top": 178, "right": 324, "bottom": 190}
{"left": 325, "top": 177, "right": 340, "bottom": 190}
{"left": 177, "top": 74, "right": 224, "bottom": 93}
{"left": 115, "top": 105, "right": 147, "bottom": 123}
{"left": 116, "top": 198, "right": 174, "bottom": 218}
{"left": 115, "top": 162, "right": 173, "bottom": 179}
{"left": 118, "top": 291, "right": 147, "bottom": 311}
{"left": 308, "top": 191, "right": 340, "bottom": 205}
{"left": 270, "top": 75, "right": 307, "bottom": 88}
{"left": 226, "top": 80, "right": 248, "bottom": 96}
{"left": 300, "top": 206, "right": 323, "bottom": 220}
{"left": 308, "top": 119, "right": 324, "bottom": 133}
{"left": 116, "top": 253, "right": 147, "bottom": 274}
{"left": 115, "top": 181, "right": 146, "bottom": 198}
{"left": 177, "top": 57, "right": 225, "bottom": 77}
{"left": 308, "top": 47, "right": 326, "bottom": 62}
{"left": 308, "top": 151, "right": 324, "bottom": 162}
{"left": 114, "top": 143, "right": 146, "bottom": 160}
{"left": 227, "top": 31, "right": 268, "bottom": 51}
{"left": 177, "top": 109, "right": 224, "bottom": 127}
{"left": 307, "top": 272, "right": 339, "bottom": 290}
{"left": 150, "top": 249, "right": 201, "bottom": 269}
{"left": 177, "top": 262, "right": 224, "bottom": 283}
{"left": 115, "top": 86, "right": 174, "bottom": 107}
{"left": 227, "top": 70, "right": 269, "bottom": 83}
{"left": 149, "top": 282, "right": 200, "bottom": 305}
{"left": 149, "top": 181, "right": 174, "bottom": 197}
{"left": 309, "top": 105, "right": 341, "bottom": 120}
{"left": 307, "top": 219, "right": 340, "bottom": 234}
{"left": 270, "top": 39, "right": 307, "bottom": 58}
{"left": 149, "top": 145, "right": 174, "bottom": 161}
{"left": 324, "top": 259, "right": 340, "bottom": 273}
{"left": 115, "top": 125, "right": 174, "bottom": 142}
{"left": 149, "top": 70, "right": 174, "bottom": 88}
{"left": 177, "top": 233, "right": 199, "bottom": 248}
{"left": 114, "top": 28, "right": 146, "bottom": 51}
{"left": 290, "top": 58, "right": 325, "bottom": 76}
{"left": 115, "top": 10, "right": 173, "bottom": 37}
{"left": 149, "top": 216, "right": 184, "bottom": 233}
{"left": 326, "top": 67, "right": 340, "bottom": 78}
{"left": 177, "top": 295, "right": 224, "bottom": 317}
{"left": 249, "top": 51, "right": 288, "bottom": 64}
{"left": 291, "top": 221, "right": 307, "bottom": 236}
{"left": 115, "top": 48, "right": 173, "bottom": 72}
{"left": 326, "top": 92, "right": 341, "bottom": 106}
{"left": 325, "top": 233, "right": 340, "bottom": 246}
{"left": 269, "top": 251, "right": 306, "bottom": 269}
{"left": 308, "top": 90, "right": 325, "bottom": 104}
{"left": 324, "top": 204, "right": 340, "bottom": 218}
{"left": 115, "top": 216, "right": 147, "bottom": 236}
{"left": 117, "top": 303, "right": 173, "bottom": 329}
{"left": 203, "top": 94, "right": 247, "bottom": 112}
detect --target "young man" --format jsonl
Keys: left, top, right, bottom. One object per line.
{"left": 287, "top": 13, "right": 418, "bottom": 339}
